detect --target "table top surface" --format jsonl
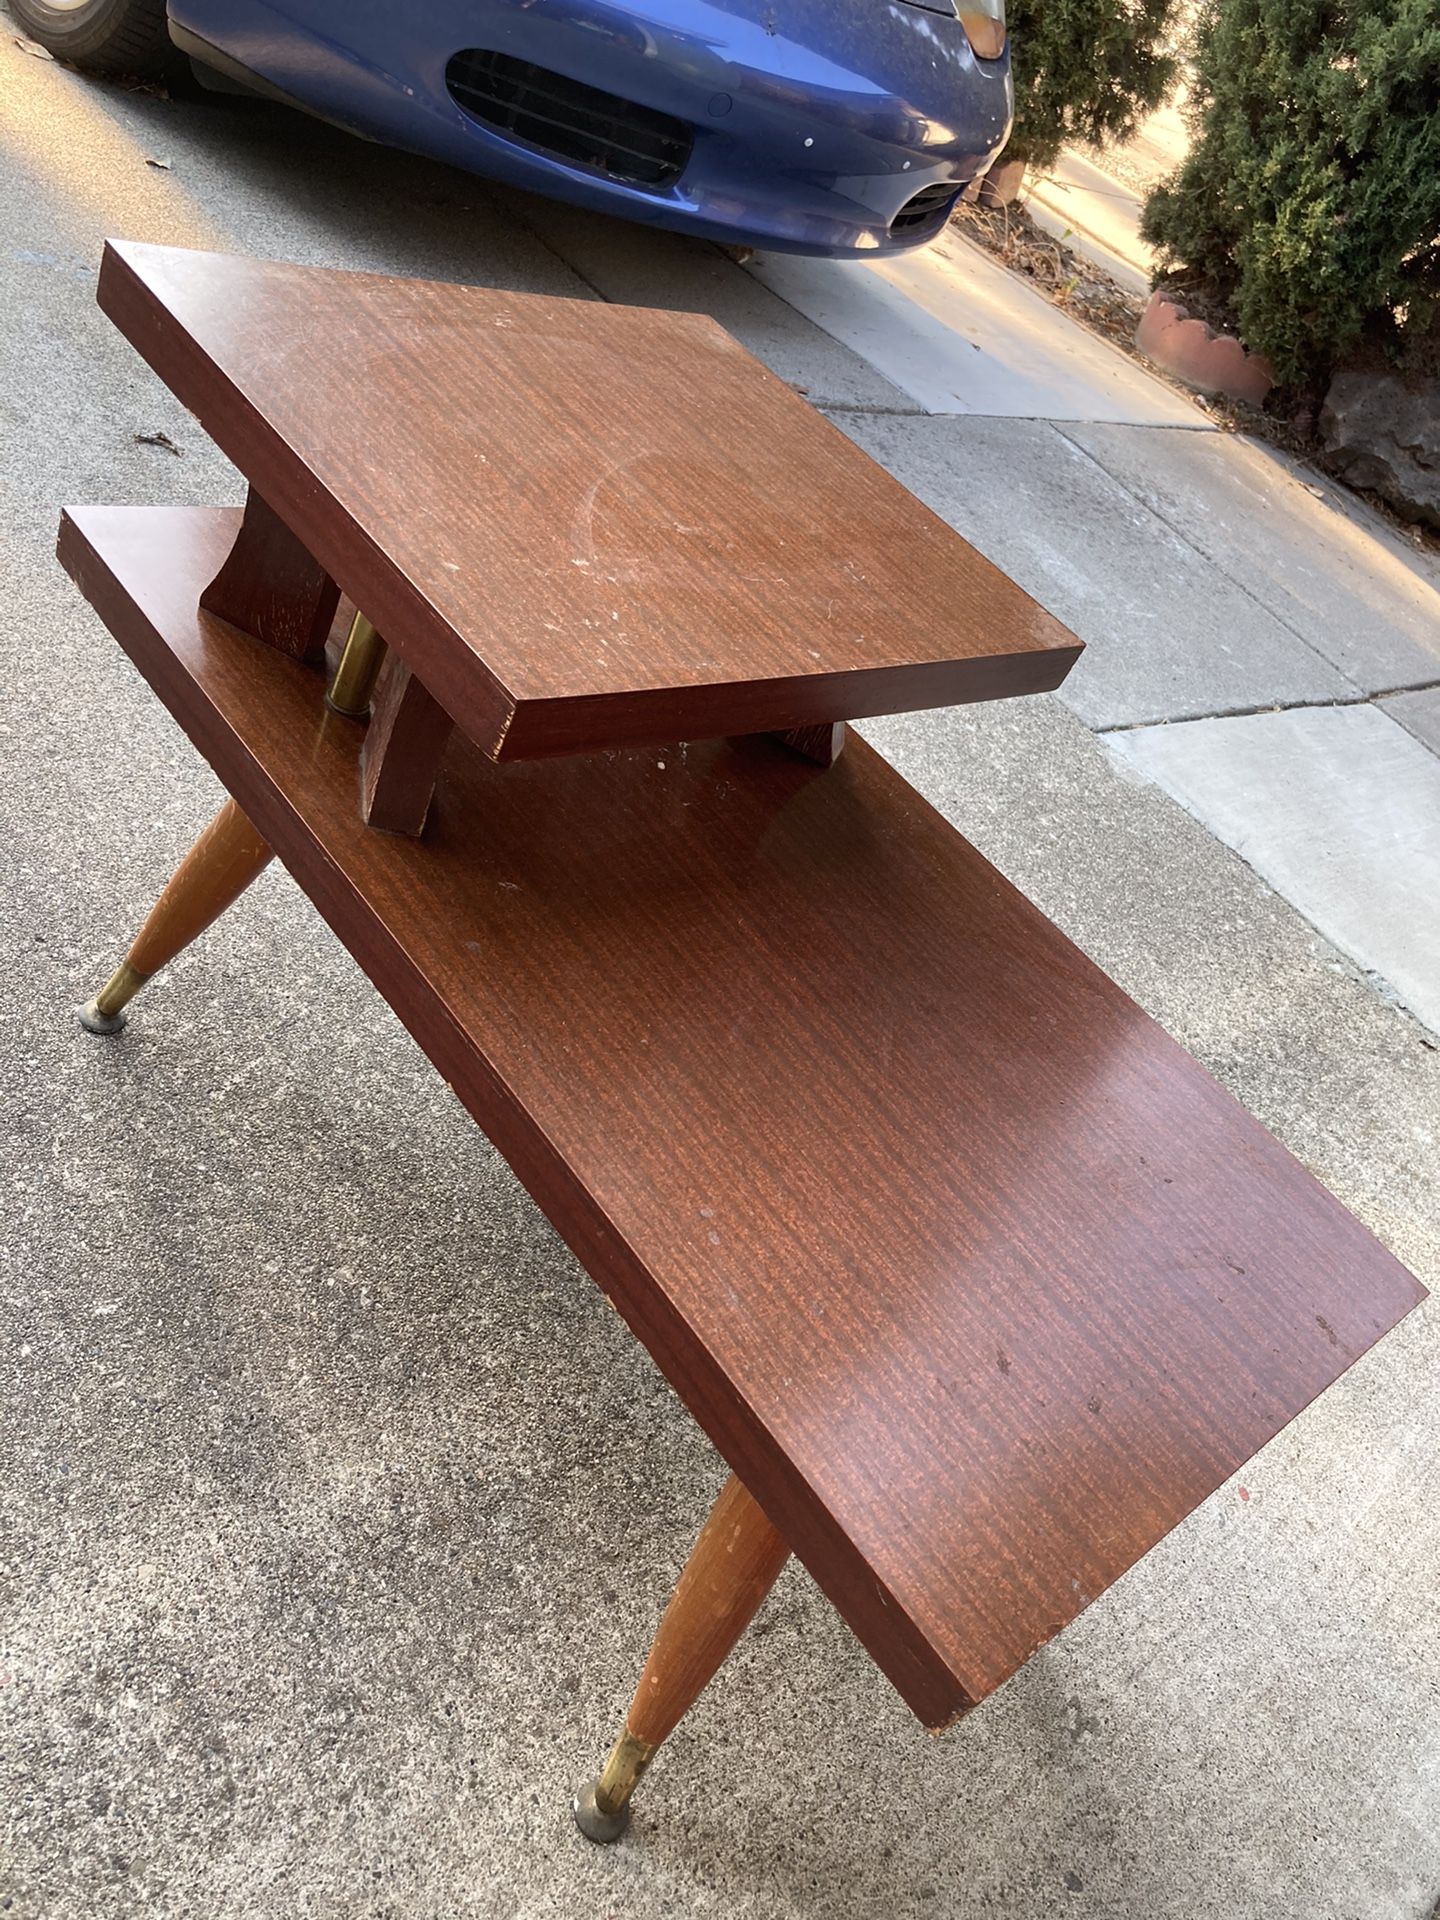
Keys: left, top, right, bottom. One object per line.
{"left": 61, "top": 498, "right": 1425, "bottom": 1729}
{"left": 99, "top": 240, "right": 1082, "bottom": 760}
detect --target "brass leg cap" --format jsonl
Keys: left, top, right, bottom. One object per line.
{"left": 77, "top": 999, "right": 129, "bottom": 1036}
{"left": 572, "top": 1780, "right": 631, "bottom": 1845}
{"left": 76, "top": 962, "right": 147, "bottom": 1034}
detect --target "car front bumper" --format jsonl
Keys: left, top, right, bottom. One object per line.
{"left": 168, "top": 0, "right": 1013, "bottom": 255}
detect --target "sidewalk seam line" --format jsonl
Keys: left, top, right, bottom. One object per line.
{"left": 823, "top": 403, "right": 931, "bottom": 417}
{"left": 518, "top": 223, "right": 611, "bottom": 306}
{"left": 823, "top": 407, "right": 1216, "bottom": 428}
{"left": 1094, "top": 679, "right": 1440, "bottom": 733}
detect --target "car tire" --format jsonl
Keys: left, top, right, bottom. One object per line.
{"left": 9, "top": 0, "right": 175, "bottom": 75}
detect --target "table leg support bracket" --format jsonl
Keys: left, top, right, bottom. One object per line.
{"left": 361, "top": 655, "right": 455, "bottom": 837}
{"left": 199, "top": 485, "right": 339, "bottom": 665}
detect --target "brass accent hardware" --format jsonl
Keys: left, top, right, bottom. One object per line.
{"left": 572, "top": 1727, "right": 657, "bottom": 1843}
{"left": 78, "top": 961, "right": 148, "bottom": 1035}
{"left": 326, "top": 613, "right": 387, "bottom": 717}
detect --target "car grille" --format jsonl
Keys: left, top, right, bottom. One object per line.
{"left": 445, "top": 49, "right": 694, "bottom": 189}
{"left": 891, "top": 182, "right": 960, "bottom": 237}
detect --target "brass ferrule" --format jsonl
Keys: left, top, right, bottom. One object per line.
{"left": 592, "top": 1728, "right": 657, "bottom": 1818}
{"left": 91, "top": 961, "right": 149, "bottom": 1019}
{"left": 326, "top": 614, "right": 387, "bottom": 717}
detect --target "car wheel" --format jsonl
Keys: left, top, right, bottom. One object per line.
{"left": 9, "top": 0, "right": 174, "bottom": 74}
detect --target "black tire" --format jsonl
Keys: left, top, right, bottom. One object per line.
{"left": 8, "top": 0, "right": 175, "bottom": 75}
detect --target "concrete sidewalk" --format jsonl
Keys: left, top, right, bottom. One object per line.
{"left": 736, "top": 225, "right": 1440, "bottom": 1037}
{"left": 1024, "top": 149, "right": 1158, "bottom": 296}
{"left": 1, "top": 30, "right": 1437, "bottom": 1920}
{"left": 1023, "top": 101, "right": 1190, "bottom": 296}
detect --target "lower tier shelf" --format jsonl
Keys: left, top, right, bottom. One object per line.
{"left": 58, "top": 501, "right": 1423, "bottom": 1731}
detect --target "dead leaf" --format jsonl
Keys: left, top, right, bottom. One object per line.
{"left": 14, "top": 36, "right": 54, "bottom": 59}
{"left": 133, "top": 431, "right": 183, "bottom": 456}
{"left": 145, "top": 156, "right": 172, "bottom": 171}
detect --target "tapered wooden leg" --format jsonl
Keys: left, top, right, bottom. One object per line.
{"left": 78, "top": 798, "right": 273, "bottom": 1034}
{"left": 574, "top": 1473, "right": 790, "bottom": 1843}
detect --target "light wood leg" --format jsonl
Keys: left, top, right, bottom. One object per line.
{"left": 78, "top": 797, "right": 273, "bottom": 1033}
{"left": 574, "top": 1473, "right": 790, "bottom": 1843}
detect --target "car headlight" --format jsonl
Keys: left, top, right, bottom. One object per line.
{"left": 897, "top": 0, "right": 1007, "bottom": 61}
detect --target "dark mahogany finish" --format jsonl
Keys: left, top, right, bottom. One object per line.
{"left": 58, "top": 502, "right": 1425, "bottom": 1729}
{"left": 97, "top": 240, "right": 1083, "bottom": 762}
{"left": 199, "top": 484, "right": 338, "bottom": 664}
{"left": 361, "top": 655, "right": 454, "bottom": 837}
{"left": 775, "top": 721, "right": 846, "bottom": 767}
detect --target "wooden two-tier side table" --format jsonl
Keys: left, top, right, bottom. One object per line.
{"left": 60, "top": 240, "right": 1424, "bottom": 1844}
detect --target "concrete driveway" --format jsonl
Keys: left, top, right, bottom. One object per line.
{"left": 2, "top": 29, "right": 1437, "bottom": 1920}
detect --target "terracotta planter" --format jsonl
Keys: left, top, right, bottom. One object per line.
{"left": 975, "top": 156, "right": 1027, "bottom": 209}
{"left": 1135, "top": 291, "right": 1275, "bottom": 407}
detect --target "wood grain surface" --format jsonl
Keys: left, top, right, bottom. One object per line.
{"left": 98, "top": 240, "right": 1083, "bottom": 761}
{"left": 361, "top": 655, "right": 454, "bottom": 837}
{"left": 199, "top": 485, "right": 338, "bottom": 664}
{"left": 58, "top": 501, "right": 1426, "bottom": 1728}
{"left": 125, "top": 796, "right": 273, "bottom": 976}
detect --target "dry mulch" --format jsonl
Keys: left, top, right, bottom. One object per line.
{"left": 952, "top": 198, "right": 1149, "bottom": 359}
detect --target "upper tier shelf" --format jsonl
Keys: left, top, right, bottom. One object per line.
{"left": 99, "top": 239, "right": 1082, "bottom": 760}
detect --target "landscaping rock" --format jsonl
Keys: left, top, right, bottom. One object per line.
{"left": 1320, "top": 371, "right": 1440, "bottom": 530}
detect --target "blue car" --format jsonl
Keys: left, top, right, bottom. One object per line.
{"left": 14, "top": 0, "right": 1012, "bottom": 255}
